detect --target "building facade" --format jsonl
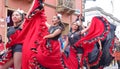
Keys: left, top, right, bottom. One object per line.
{"left": 0, "top": 0, "right": 83, "bottom": 42}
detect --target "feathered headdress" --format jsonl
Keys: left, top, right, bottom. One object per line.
{"left": 57, "top": 14, "right": 62, "bottom": 20}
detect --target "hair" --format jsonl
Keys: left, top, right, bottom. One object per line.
{"left": 72, "top": 21, "right": 79, "bottom": 26}
{"left": 15, "top": 11, "right": 25, "bottom": 22}
{"left": 0, "top": 35, "right": 2, "bottom": 43}
{"left": 70, "top": 21, "right": 82, "bottom": 32}
{"left": 12, "top": 10, "right": 25, "bottom": 28}
{"left": 57, "top": 15, "right": 65, "bottom": 30}
{"left": 13, "top": 9, "right": 25, "bottom": 24}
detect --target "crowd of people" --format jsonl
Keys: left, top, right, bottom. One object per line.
{"left": 0, "top": 0, "right": 120, "bottom": 69}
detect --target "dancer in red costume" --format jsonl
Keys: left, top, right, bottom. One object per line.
{"left": 35, "top": 14, "right": 65, "bottom": 69}
{"left": 62, "top": 20, "right": 85, "bottom": 69}
{"left": 0, "top": 9, "right": 24, "bottom": 69}
{"left": 74, "top": 16, "right": 111, "bottom": 69}
{"left": 7, "top": 0, "right": 65, "bottom": 69}
{"left": 1, "top": 0, "right": 112, "bottom": 69}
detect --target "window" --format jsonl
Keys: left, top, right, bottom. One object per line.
{"left": 7, "top": 9, "right": 14, "bottom": 27}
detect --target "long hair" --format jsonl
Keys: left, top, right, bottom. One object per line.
{"left": 12, "top": 10, "right": 25, "bottom": 28}
{"left": 57, "top": 16, "right": 65, "bottom": 30}
{"left": 0, "top": 35, "right": 2, "bottom": 43}
{"left": 70, "top": 21, "right": 80, "bottom": 32}
{"left": 13, "top": 9, "right": 25, "bottom": 25}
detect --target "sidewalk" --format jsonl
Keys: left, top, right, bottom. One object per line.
{"left": 104, "top": 64, "right": 118, "bottom": 69}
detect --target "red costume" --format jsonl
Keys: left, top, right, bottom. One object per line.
{"left": 0, "top": 0, "right": 112, "bottom": 69}
{"left": 0, "top": 42, "right": 4, "bottom": 52}
{"left": 9, "top": 0, "right": 63, "bottom": 69}
{"left": 74, "top": 16, "right": 110, "bottom": 67}
{"left": 0, "top": 28, "right": 21, "bottom": 66}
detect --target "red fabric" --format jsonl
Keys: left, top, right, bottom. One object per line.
{"left": 0, "top": 43, "right": 4, "bottom": 52}
{"left": 87, "top": 50, "right": 102, "bottom": 66}
{"left": 74, "top": 16, "right": 110, "bottom": 66}
{"left": 75, "top": 16, "right": 109, "bottom": 54}
{"left": 9, "top": 0, "right": 64, "bottom": 69}
{"left": 0, "top": 49, "right": 12, "bottom": 65}
{"left": 20, "top": 11, "right": 47, "bottom": 69}
{"left": 4, "top": 0, "right": 110, "bottom": 69}
{"left": 62, "top": 17, "right": 108, "bottom": 68}
{"left": 62, "top": 47, "right": 79, "bottom": 69}
{"left": 0, "top": 29, "right": 21, "bottom": 66}
{"left": 36, "top": 40, "right": 64, "bottom": 69}
{"left": 6, "top": 30, "right": 21, "bottom": 48}
{"left": 9, "top": 0, "right": 46, "bottom": 46}
{"left": 109, "top": 37, "right": 115, "bottom": 56}
{"left": 75, "top": 17, "right": 105, "bottom": 46}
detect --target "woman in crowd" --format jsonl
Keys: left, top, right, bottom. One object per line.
{"left": 62, "top": 20, "right": 86, "bottom": 69}
{"left": 37, "top": 14, "right": 65, "bottom": 69}
{"left": 0, "top": 9, "right": 24, "bottom": 69}
{"left": 62, "top": 17, "right": 102, "bottom": 69}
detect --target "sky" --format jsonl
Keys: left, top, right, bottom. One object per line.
{"left": 85, "top": 0, "right": 120, "bottom": 18}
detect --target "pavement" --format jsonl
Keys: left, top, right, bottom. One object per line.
{"left": 82, "top": 63, "right": 118, "bottom": 69}
{"left": 104, "top": 64, "right": 118, "bottom": 69}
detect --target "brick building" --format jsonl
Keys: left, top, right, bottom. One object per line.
{"left": 0, "top": 0, "right": 84, "bottom": 42}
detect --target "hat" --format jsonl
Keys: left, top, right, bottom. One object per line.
{"left": 57, "top": 14, "right": 62, "bottom": 20}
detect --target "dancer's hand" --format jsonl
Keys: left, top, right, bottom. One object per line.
{"left": 61, "top": 49, "right": 65, "bottom": 53}
{"left": 43, "top": 35, "right": 48, "bottom": 39}
{"left": 43, "top": 36, "right": 47, "bottom": 39}
{"left": 99, "top": 46, "right": 102, "bottom": 51}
